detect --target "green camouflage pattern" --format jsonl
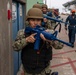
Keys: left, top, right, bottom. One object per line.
{"left": 44, "top": 20, "right": 53, "bottom": 29}
{"left": 52, "top": 41, "right": 64, "bottom": 49}
{"left": 12, "top": 29, "right": 27, "bottom": 51}
{"left": 51, "top": 22, "right": 56, "bottom": 30}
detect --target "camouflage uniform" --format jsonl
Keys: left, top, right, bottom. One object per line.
{"left": 44, "top": 20, "right": 52, "bottom": 30}
{"left": 13, "top": 29, "right": 27, "bottom": 51}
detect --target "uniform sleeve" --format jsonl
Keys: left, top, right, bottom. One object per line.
{"left": 51, "top": 30, "right": 64, "bottom": 49}
{"left": 52, "top": 41, "right": 64, "bottom": 49}
{"left": 12, "top": 29, "right": 27, "bottom": 51}
{"left": 65, "top": 16, "right": 69, "bottom": 26}
{"left": 46, "top": 30, "right": 64, "bottom": 49}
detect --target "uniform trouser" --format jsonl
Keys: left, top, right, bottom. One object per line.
{"left": 68, "top": 25, "right": 76, "bottom": 44}
{"left": 17, "top": 62, "right": 51, "bottom": 75}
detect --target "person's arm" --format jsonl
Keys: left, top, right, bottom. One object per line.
{"left": 65, "top": 16, "right": 69, "bottom": 30}
{"left": 52, "top": 40, "right": 64, "bottom": 49}
{"left": 44, "top": 29, "right": 64, "bottom": 49}
{"left": 12, "top": 29, "right": 27, "bottom": 51}
{"left": 12, "top": 29, "right": 36, "bottom": 51}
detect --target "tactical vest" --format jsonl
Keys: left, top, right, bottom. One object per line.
{"left": 21, "top": 32, "right": 52, "bottom": 74}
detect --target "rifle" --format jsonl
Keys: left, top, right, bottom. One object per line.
{"left": 43, "top": 15, "right": 69, "bottom": 32}
{"left": 43, "top": 15, "right": 68, "bottom": 24}
{"left": 25, "top": 25, "right": 72, "bottom": 50}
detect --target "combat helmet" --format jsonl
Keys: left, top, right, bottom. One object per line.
{"left": 26, "top": 8, "right": 43, "bottom": 20}
{"left": 33, "top": 4, "right": 41, "bottom": 9}
{"left": 42, "top": 4, "right": 48, "bottom": 9}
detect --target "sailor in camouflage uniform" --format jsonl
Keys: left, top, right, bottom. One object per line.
{"left": 41, "top": 4, "right": 64, "bottom": 49}
{"left": 13, "top": 5, "right": 63, "bottom": 75}
{"left": 13, "top": 8, "right": 53, "bottom": 75}
{"left": 41, "top": 4, "right": 54, "bottom": 30}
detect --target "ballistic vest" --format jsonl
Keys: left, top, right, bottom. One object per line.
{"left": 21, "top": 32, "right": 52, "bottom": 74}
